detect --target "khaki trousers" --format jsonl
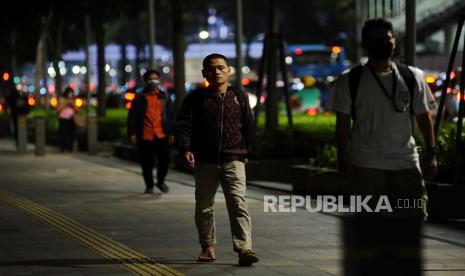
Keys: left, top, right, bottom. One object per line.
{"left": 194, "top": 161, "right": 252, "bottom": 252}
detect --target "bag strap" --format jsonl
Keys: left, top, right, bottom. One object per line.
{"left": 395, "top": 63, "right": 417, "bottom": 135}
{"left": 395, "top": 63, "right": 416, "bottom": 116}
{"left": 348, "top": 64, "right": 364, "bottom": 120}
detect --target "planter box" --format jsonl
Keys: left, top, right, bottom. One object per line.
{"left": 291, "top": 165, "right": 349, "bottom": 196}
{"left": 426, "top": 182, "right": 465, "bottom": 220}
{"left": 113, "top": 143, "right": 139, "bottom": 161}
{"left": 246, "top": 160, "right": 348, "bottom": 196}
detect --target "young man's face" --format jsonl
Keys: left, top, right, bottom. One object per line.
{"left": 202, "top": 58, "right": 231, "bottom": 88}
{"left": 363, "top": 29, "right": 396, "bottom": 60}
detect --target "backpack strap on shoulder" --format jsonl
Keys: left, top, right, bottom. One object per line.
{"left": 348, "top": 64, "right": 364, "bottom": 120}
{"left": 395, "top": 63, "right": 416, "bottom": 116}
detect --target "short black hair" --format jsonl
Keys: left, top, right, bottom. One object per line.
{"left": 142, "top": 69, "right": 160, "bottom": 82}
{"left": 362, "top": 18, "right": 394, "bottom": 42}
{"left": 202, "top": 53, "right": 230, "bottom": 69}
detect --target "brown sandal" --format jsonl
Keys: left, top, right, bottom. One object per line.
{"left": 238, "top": 249, "right": 259, "bottom": 266}
{"left": 198, "top": 246, "right": 216, "bottom": 262}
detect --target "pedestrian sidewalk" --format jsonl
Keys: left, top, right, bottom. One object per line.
{"left": 0, "top": 139, "right": 464, "bottom": 275}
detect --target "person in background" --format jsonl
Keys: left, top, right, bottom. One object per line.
{"left": 4, "top": 78, "right": 29, "bottom": 145}
{"left": 57, "top": 87, "right": 76, "bottom": 153}
{"left": 127, "top": 69, "right": 175, "bottom": 194}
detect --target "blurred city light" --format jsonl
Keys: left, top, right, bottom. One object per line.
{"left": 72, "top": 66, "right": 80, "bottom": 74}
{"left": 125, "top": 65, "right": 133, "bottom": 73}
{"left": 285, "top": 56, "right": 293, "bottom": 65}
{"left": 27, "top": 96, "right": 36, "bottom": 106}
{"left": 48, "top": 84, "right": 55, "bottom": 94}
{"left": 50, "top": 97, "right": 58, "bottom": 107}
{"left": 80, "top": 66, "right": 87, "bottom": 75}
{"left": 75, "top": 98, "right": 84, "bottom": 108}
{"left": 3, "top": 72, "right": 10, "bottom": 81}
{"left": 241, "top": 66, "right": 250, "bottom": 74}
{"left": 199, "top": 31, "right": 209, "bottom": 40}
{"left": 105, "top": 64, "right": 111, "bottom": 72}
{"left": 90, "top": 98, "right": 98, "bottom": 107}
{"left": 307, "top": 107, "right": 318, "bottom": 116}
{"left": 303, "top": 75, "right": 316, "bottom": 87}
{"left": 332, "top": 46, "right": 341, "bottom": 54}
{"left": 208, "top": 15, "right": 217, "bottom": 25}
{"left": 124, "top": 92, "right": 136, "bottom": 101}
{"left": 48, "top": 67, "right": 56, "bottom": 78}
{"left": 425, "top": 76, "right": 435, "bottom": 84}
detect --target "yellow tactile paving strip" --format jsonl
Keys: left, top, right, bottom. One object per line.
{"left": 0, "top": 190, "right": 184, "bottom": 276}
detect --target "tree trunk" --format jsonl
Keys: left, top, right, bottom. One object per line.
{"left": 245, "top": 35, "right": 252, "bottom": 70}
{"left": 34, "top": 15, "right": 51, "bottom": 106}
{"left": 94, "top": 15, "right": 106, "bottom": 117}
{"left": 119, "top": 43, "right": 127, "bottom": 86}
{"left": 172, "top": 0, "right": 186, "bottom": 111}
{"left": 135, "top": 43, "right": 142, "bottom": 83}
{"left": 10, "top": 31, "right": 17, "bottom": 75}
{"left": 265, "top": 0, "right": 279, "bottom": 131}
{"left": 52, "top": 16, "right": 64, "bottom": 96}
{"left": 34, "top": 35, "right": 45, "bottom": 100}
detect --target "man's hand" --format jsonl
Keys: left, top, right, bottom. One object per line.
{"left": 416, "top": 112, "right": 437, "bottom": 180}
{"left": 130, "top": 135, "right": 137, "bottom": 145}
{"left": 421, "top": 150, "right": 437, "bottom": 180}
{"left": 184, "top": 151, "right": 195, "bottom": 168}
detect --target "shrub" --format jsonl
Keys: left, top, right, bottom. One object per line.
{"left": 24, "top": 108, "right": 463, "bottom": 184}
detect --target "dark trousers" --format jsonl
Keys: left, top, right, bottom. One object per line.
{"left": 59, "top": 118, "right": 75, "bottom": 152}
{"left": 138, "top": 137, "right": 170, "bottom": 188}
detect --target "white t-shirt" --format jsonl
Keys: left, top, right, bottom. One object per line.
{"left": 328, "top": 63, "right": 436, "bottom": 170}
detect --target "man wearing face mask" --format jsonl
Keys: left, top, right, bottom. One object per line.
{"left": 174, "top": 54, "right": 258, "bottom": 265}
{"left": 328, "top": 19, "right": 437, "bottom": 220}
{"left": 127, "top": 69, "right": 175, "bottom": 194}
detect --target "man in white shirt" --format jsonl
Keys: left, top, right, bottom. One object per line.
{"left": 328, "top": 19, "right": 437, "bottom": 220}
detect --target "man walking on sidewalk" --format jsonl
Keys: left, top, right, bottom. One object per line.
{"left": 329, "top": 18, "right": 437, "bottom": 219}
{"left": 127, "top": 69, "right": 175, "bottom": 194}
{"left": 174, "top": 53, "right": 259, "bottom": 266}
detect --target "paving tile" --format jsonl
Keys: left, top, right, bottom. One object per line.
{"left": 1, "top": 139, "right": 465, "bottom": 275}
